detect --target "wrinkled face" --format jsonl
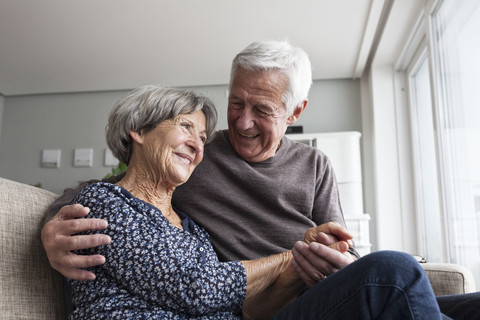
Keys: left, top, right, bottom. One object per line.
{"left": 228, "top": 68, "right": 297, "bottom": 163}
{"left": 140, "top": 110, "right": 207, "bottom": 186}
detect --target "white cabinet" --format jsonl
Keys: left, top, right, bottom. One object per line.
{"left": 286, "top": 131, "right": 371, "bottom": 255}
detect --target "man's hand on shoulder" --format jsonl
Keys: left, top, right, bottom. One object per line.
{"left": 41, "top": 204, "right": 111, "bottom": 281}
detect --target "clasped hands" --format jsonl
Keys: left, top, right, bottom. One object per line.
{"left": 292, "top": 222, "right": 355, "bottom": 287}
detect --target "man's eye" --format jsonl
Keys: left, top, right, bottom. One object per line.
{"left": 256, "top": 109, "right": 270, "bottom": 117}
{"left": 181, "top": 123, "right": 190, "bottom": 129}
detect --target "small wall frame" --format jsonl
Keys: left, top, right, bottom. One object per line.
{"left": 73, "top": 148, "right": 93, "bottom": 167}
{"left": 104, "top": 149, "right": 119, "bottom": 167}
{"left": 41, "top": 149, "right": 61, "bottom": 168}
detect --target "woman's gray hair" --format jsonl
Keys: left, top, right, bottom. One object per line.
{"left": 230, "top": 40, "right": 312, "bottom": 116}
{"left": 105, "top": 85, "right": 217, "bottom": 165}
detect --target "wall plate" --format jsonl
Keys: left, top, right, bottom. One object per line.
{"left": 41, "top": 149, "right": 61, "bottom": 168}
{"left": 73, "top": 148, "right": 93, "bottom": 167}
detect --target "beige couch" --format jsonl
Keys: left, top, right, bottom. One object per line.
{"left": 0, "top": 177, "right": 477, "bottom": 319}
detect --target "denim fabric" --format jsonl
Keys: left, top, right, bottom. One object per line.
{"left": 271, "top": 251, "right": 443, "bottom": 320}
{"left": 437, "top": 292, "right": 480, "bottom": 319}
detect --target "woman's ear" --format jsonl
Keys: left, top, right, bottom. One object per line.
{"left": 129, "top": 130, "right": 144, "bottom": 144}
{"left": 287, "top": 99, "right": 308, "bottom": 125}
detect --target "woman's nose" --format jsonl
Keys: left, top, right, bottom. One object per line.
{"left": 189, "top": 134, "right": 204, "bottom": 153}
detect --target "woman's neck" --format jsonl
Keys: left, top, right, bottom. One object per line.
{"left": 116, "top": 166, "right": 183, "bottom": 229}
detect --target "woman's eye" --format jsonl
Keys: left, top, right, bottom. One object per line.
{"left": 181, "top": 123, "right": 190, "bottom": 129}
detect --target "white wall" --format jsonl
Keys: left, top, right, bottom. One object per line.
{"left": 360, "top": 64, "right": 420, "bottom": 254}
{"left": 0, "top": 79, "right": 361, "bottom": 195}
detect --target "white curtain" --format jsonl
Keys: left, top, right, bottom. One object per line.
{"left": 429, "top": 0, "right": 480, "bottom": 287}
{"left": 409, "top": 0, "right": 480, "bottom": 289}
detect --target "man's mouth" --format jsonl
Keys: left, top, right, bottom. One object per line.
{"left": 239, "top": 132, "right": 259, "bottom": 139}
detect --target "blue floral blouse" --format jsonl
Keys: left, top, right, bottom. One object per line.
{"left": 68, "top": 182, "right": 247, "bottom": 319}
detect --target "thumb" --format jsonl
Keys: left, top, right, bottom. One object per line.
{"left": 329, "top": 241, "right": 349, "bottom": 253}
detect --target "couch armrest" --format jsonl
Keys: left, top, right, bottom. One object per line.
{"left": 421, "top": 262, "right": 476, "bottom": 296}
{"left": 0, "top": 177, "right": 65, "bottom": 319}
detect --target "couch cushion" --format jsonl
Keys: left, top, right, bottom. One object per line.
{"left": 0, "top": 177, "right": 65, "bottom": 319}
{"left": 421, "top": 262, "right": 477, "bottom": 296}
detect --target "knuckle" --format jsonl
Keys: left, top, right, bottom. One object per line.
{"left": 69, "top": 219, "right": 83, "bottom": 232}
{"left": 68, "top": 236, "right": 81, "bottom": 249}
{"left": 326, "top": 221, "right": 336, "bottom": 228}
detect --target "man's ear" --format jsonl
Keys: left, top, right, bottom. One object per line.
{"left": 129, "top": 130, "right": 144, "bottom": 144}
{"left": 287, "top": 99, "right": 308, "bottom": 125}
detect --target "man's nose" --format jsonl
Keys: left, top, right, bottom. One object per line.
{"left": 236, "top": 108, "right": 255, "bottom": 129}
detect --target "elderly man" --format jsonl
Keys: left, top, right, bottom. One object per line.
{"left": 42, "top": 40, "right": 475, "bottom": 319}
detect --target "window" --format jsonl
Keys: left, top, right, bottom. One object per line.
{"left": 407, "top": 0, "right": 480, "bottom": 287}
{"left": 409, "top": 53, "right": 446, "bottom": 263}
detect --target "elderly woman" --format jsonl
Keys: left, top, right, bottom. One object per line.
{"left": 69, "top": 85, "right": 349, "bottom": 319}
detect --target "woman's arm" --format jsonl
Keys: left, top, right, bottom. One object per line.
{"left": 241, "top": 251, "right": 307, "bottom": 320}
{"left": 240, "top": 222, "right": 356, "bottom": 319}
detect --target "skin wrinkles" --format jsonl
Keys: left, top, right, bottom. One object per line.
{"left": 227, "top": 68, "right": 303, "bottom": 163}
{"left": 119, "top": 110, "right": 207, "bottom": 211}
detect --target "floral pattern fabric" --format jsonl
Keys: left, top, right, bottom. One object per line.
{"left": 68, "top": 182, "right": 247, "bottom": 319}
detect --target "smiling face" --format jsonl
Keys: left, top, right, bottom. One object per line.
{"left": 228, "top": 68, "right": 300, "bottom": 163}
{"left": 137, "top": 110, "right": 207, "bottom": 187}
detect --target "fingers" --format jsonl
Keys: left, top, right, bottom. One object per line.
{"left": 55, "top": 253, "right": 105, "bottom": 281}
{"left": 315, "top": 232, "right": 339, "bottom": 246}
{"left": 53, "top": 253, "right": 106, "bottom": 281}
{"left": 294, "top": 241, "right": 342, "bottom": 275}
{"left": 303, "top": 222, "right": 353, "bottom": 246}
{"left": 58, "top": 252, "right": 106, "bottom": 270}
{"left": 59, "top": 234, "right": 111, "bottom": 252}
{"left": 318, "top": 222, "right": 353, "bottom": 242}
{"left": 59, "top": 218, "right": 109, "bottom": 236}
{"left": 292, "top": 242, "right": 328, "bottom": 286}
{"left": 329, "top": 240, "right": 349, "bottom": 253}
{"left": 317, "top": 232, "right": 350, "bottom": 253}
{"left": 57, "top": 204, "right": 90, "bottom": 220}
{"left": 308, "top": 242, "right": 353, "bottom": 270}
{"left": 41, "top": 204, "right": 111, "bottom": 280}
{"left": 292, "top": 240, "right": 355, "bottom": 286}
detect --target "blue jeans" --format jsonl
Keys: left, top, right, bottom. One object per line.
{"left": 437, "top": 292, "right": 480, "bottom": 319}
{"left": 271, "top": 251, "right": 443, "bottom": 319}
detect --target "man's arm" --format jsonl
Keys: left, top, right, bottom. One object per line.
{"left": 41, "top": 174, "right": 124, "bottom": 280}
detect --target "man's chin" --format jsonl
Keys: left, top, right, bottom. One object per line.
{"left": 232, "top": 145, "right": 257, "bottom": 161}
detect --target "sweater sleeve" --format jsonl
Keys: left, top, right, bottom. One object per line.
{"left": 72, "top": 183, "right": 246, "bottom": 316}
{"left": 312, "top": 156, "right": 346, "bottom": 227}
